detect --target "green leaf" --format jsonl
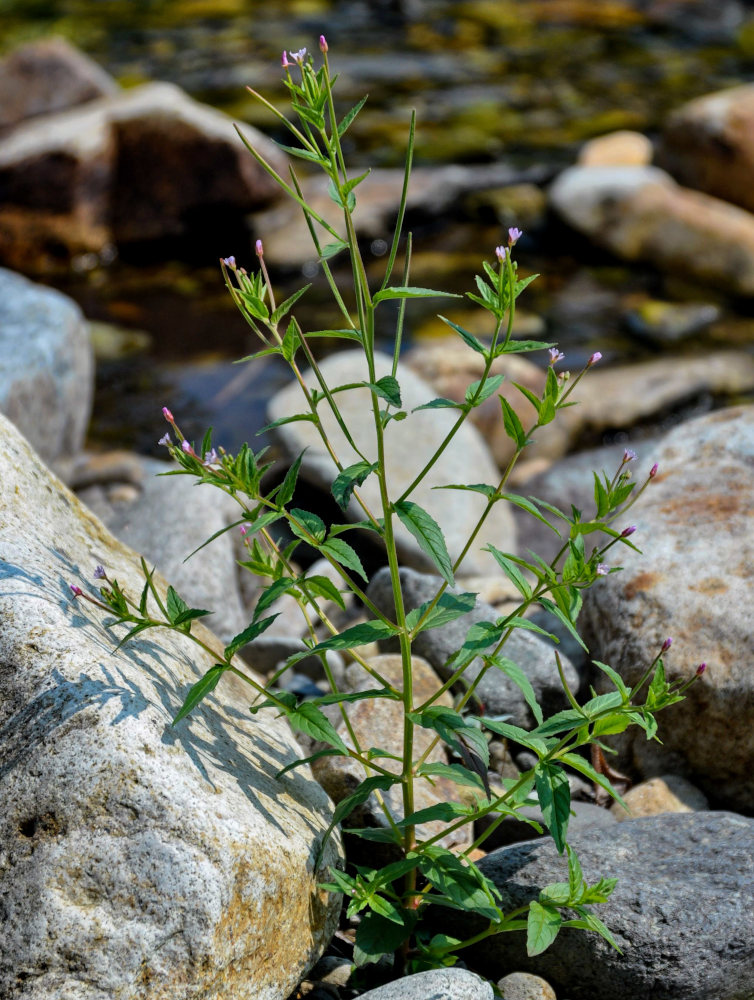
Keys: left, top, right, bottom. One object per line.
{"left": 253, "top": 578, "right": 296, "bottom": 621}
{"left": 354, "top": 909, "right": 415, "bottom": 966}
{"left": 409, "top": 707, "right": 489, "bottom": 770}
{"left": 500, "top": 396, "right": 528, "bottom": 448}
{"left": 311, "top": 618, "right": 398, "bottom": 654}
{"left": 276, "top": 747, "right": 343, "bottom": 779}
{"left": 438, "top": 315, "right": 487, "bottom": 355}
{"left": 438, "top": 482, "right": 496, "bottom": 499}
{"left": 320, "top": 537, "right": 368, "bottom": 581}
{"left": 529, "top": 708, "right": 587, "bottom": 738}
{"left": 538, "top": 597, "right": 588, "bottom": 653}
{"left": 166, "top": 586, "right": 188, "bottom": 625}
{"left": 257, "top": 412, "right": 317, "bottom": 435}
{"left": 341, "top": 826, "right": 403, "bottom": 844}
{"left": 487, "top": 655, "right": 543, "bottom": 726}
{"left": 405, "top": 590, "right": 478, "bottom": 634}
{"left": 224, "top": 614, "right": 279, "bottom": 659}
{"left": 287, "top": 701, "right": 348, "bottom": 753}
{"left": 495, "top": 339, "right": 555, "bottom": 356}
{"left": 535, "top": 762, "right": 571, "bottom": 854}
{"left": 592, "top": 661, "right": 630, "bottom": 700}
{"left": 394, "top": 500, "right": 454, "bottom": 586}
{"left": 416, "top": 761, "right": 485, "bottom": 792}
{"left": 396, "top": 801, "right": 471, "bottom": 827}
{"left": 373, "top": 286, "right": 462, "bottom": 305}
{"left": 319, "top": 240, "right": 350, "bottom": 261}
{"left": 419, "top": 847, "right": 501, "bottom": 919}
{"left": 289, "top": 508, "right": 327, "bottom": 544}
{"left": 560, "top": 751, "right": 628, "bottom": 812}
{"left": 172, "top": 664, "right": 227, "bottom": 725}
{"left": 332, "top": 774, "right": 400, "bottom": 830}
{"left": 273, "top": 140, "right": 326, "bottom": 164}
{"left": 567, "top": 843, "right": 584, "bottom": 897}
{"left": 277, "top": 450, "right": 306, "bottom": 508}
{"left": 327, "top": 178, "right": 357, "bottom": 211}
{"left": 499, "top": 492, "right": 560, "bottom": 535}
{"left": 239, "top": 290, "right": 269, "bottom": 321}
{"left": 366, "top": 375, "right": 402, "bottom": 407}
{"left": 413, "top": 396, "right": 464, "bottom": 412}
{"left": 271, "top": 286, "right": 311, "bottom": 328}
{"left": 485, "top": 544, "right": 532, "bottom": 600}
{"left": 481, "top": 718, "right": 552, "bottom": 757}
{"left": 564, "top": 909, "right": 622, "bottom": 952}
{"left": 303, "top": 574, "right": 346, "bottom": 611}
{"left": 331, "top": 460, "right": 378, "bottom": 511}
{"left": 465, "top": 373, "right": 504, "bottom": 405}
{"left": 526, "top": 901, "right": 562, "bottom": 956}
{"left": 337, "top": 95, "right": 368, "bottom": 136}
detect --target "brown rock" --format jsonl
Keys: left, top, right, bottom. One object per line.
{"left": 0, "top": 37, "right": 119, "bottom": 132}
{"left": 497, "top": 971, "right": 557, "bottom": 1000}
{"left": 611, "top": 774, "right": 709, "bottom": 822}
{"left": 578, "top": 129, "right": 653, "bottom": 167}
{"left": 659, "top": 84, "right": 754, "bottom": 214}
{"left": 550, "top": 164, "right": 754, "bottom": 296}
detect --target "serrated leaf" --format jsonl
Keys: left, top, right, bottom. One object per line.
{"left": 277, "top": 450, "right": 306, "bottom": 508}
{"left": 560, "top": 751, "right": 628, "bottom": 812}
{"left": 465, "top": 373, "right": 504, "bottom": 405}
{"left": 567, "top": 843, "right": 584, "bottom": 897}
{"left": 337, "top": 94, "right": 368, "bottom": 136}
{"left": 396, "top": 801, "right": 471, "bottom": 828}
{"left": 273, "top": 140, "right": 326, "bottom": 164}
{"left": 312, "top": 618, "right": 398, "bottom": 654}
{"left": 303, "top": 574, "right": 346, "bottom": 611}
{"left": 527, "top": 901, "right": 562, "bottom": 956}
{"left": 166, "top": 586, "right": 188, "bottom": 625}
{"left": 563, "top": 909, "right": 622, "bottom": 952}
{"left": 405, "top": 590, "right": 478, "bottom": 634}
{"left": 367, "top": 375, "right": 402, "bottom": 407}
{"left": 500, "top": 396, "right": 527, "bottom": 448}
{"left": 289, "top": 508, "right": 327, "bottom": 544}
{"left": 538, "top": 597, "right": 589, "bottom": 652}
{"left": 438, "top": 315, "right": 487, "bottom": 355}
{"left": 320, "top": 537, "right": 368, "bottom": 581}
{"left": 481, "top": 718, "right": 552, "bottom": 757}
{"left": 438, "top": 482, "right": 496, "bottom": 499}
{"left": 224, "top": 614, "right": 279, "bottom": 659}
{"left": 535, "top": 762, "right": 571, "bottom": 853}
{"left": 331, "top": 460, "right": 378, "bottom": 511}
{"left": 332, "top": 774, "right": 400, "bottom": 829}
{"left": 591, "top": 660, "right": 630, "bottom": 700}
{"left": 373, "top": 286, "right": 461, "bottom": 304}
{"left": 287, "top": 701, "right": 348, "bottom": 752}
{"left": 172, "top": 664, "right": 227, "bottom": 725}
{"left": 394, "top": 500, "right": 453, "bottom": 586}
{"left": 319, "top": 240, "right": 350, "bottom": 261}
{"left": 499, "top": 492, "right": 560, "bottom": 535}
{"left": 253, "top": 577, "right": 296, "bottom": 621}
{"left": 487, "top": 655, "right": 543, "bottom": 726}
{"left": 239, "top": 290, "right": 269, "bottom": 320}
{"left": 413, "top": 396, "right": 464, "bottom": 412}
{"left": 495, "top": 339, "right": 555, "bottom": 356}
{"left": 416, "top": 761, "right": 485, "bottom": 791}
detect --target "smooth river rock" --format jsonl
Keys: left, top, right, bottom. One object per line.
{"left": 267, "top": 350, "right": 517, "bottom": 576}
{"left": 0, "top": 268, "right": 93, "bottom": 472}
{"left": 358, "top": 969, "right": 494, "bottom": 1000}
{"left": 580, "top": 405, "right": 754, "bottom": 812}
{"left": 468, "top": 812, "right": 754, "bottom": 1000}
{"left": 0, "top": 413, "right": 342, "bottom": 999}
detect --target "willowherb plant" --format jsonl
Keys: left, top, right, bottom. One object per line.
{"left": 71, "top": 38, "right": 704, "bottom": 978}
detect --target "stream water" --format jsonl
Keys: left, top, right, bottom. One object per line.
{"left": 2, "top": 0, "right": 754, "bottom": 454}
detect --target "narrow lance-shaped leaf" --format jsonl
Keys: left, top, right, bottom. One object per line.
{"left": 172, "top": 664, "right": 228, "bottom": 725}
{"left": 394, "top": 500, "right": 454, "bottom": 586}
{"left": 331, "top": 460, "right": 378, "bottom": 511}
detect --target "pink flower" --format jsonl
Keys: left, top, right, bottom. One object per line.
{"left": 162, "top": 406, "right": 174, "bottom": 422}
{"left": 549, "top": 348, "right": 565, "bottom": 365}
{"left": 620, "top": 525, "right": 637, "bottom": 537}
{"left": 255, "top": 239, "right": 264, "bottom": 257}
{"left": 508, "top": 227, "right": 523, "bottom": 245}
{"left": 290, "top": 47, "right": 307, "bottom": 64}
{"left": 596, "top": 563, "right": 609, "bottom": 576}
{"left": 495, "top": 245, "right": 508, "bottom": 262}
{"left": 281, "top": 51, "right": 292, "bottom": 68}
{"left": 623, "top": 449, "right": 637, "bottom": 464}
{"left": 221, "top": 256, "right": 236, "bottom": 268}
{"left": 69, "top": 584, "right": 83, "bottom": 597}
{"left": 587, "top": 351, "right": 602, "bottom": 367}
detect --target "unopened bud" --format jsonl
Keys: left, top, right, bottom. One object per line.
{"left": 255, "top": 239, "right": 264, "bottom": 257}
{"left": 162, "top": 406, "right": 174, "bottom": 422}
{"left": 495, "top": 245, "right": 507, "bottom": 262}
{"left": 662, "top": 637, "right": 672, "bottom": 652}
{"left": 281, "top": 51, "right": 291, "bottom": 68}
{"left": 696, "top": 662, "right": 707, "bottom": 676}
{"left": 319, "top": 34, "right": 328, "bottom": 52}
{"left": 621, "top": 525, "right": 637, "bottom": 537}
{"left": 649, "top": 463, "right": 659, "bottom": 478}
{"left": 70, "top": 584, "right": 83, "bottom": 597}
{"left": 587, "top": 351, "right": 602, "bottom": 367}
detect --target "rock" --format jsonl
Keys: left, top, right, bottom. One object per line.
{"left": 476, "top": 800, "right": 616, "bottom": 851}
{"left": 497, "top": 971, "right": 557, "bottom": 1000}
{"left": 468, "top": 812, "right": 754, "bottom": 1000}
{"left": 0, "top": 413, "right": 342, "bottom": 998}
{"left": 76, "top": 456, "right": 248, "bottom": 644}
{"left": 0, "top": 268, "right": 93, "bottom": 472}
{"left": 357, "top": 969, "right": 494, "bottom": 1000}
{"left": 658, "top": 84, "right": 754, "bottom": 215}
{"left": 624, "top": 298, "right": 721, "bottom": 344}
{"left": 0, "top": 82, "right": 285, "bottom": 272}
{"left": 310, "top": 654, "right": 472, "bottom": 852}
{"left": 549, "top": 164, "right": 754, "bottom": 296}
{"left": 267, "top": 350, "right": 517, "bottom": 576}
{"left": 466, "top": 182, "right": 548, "bottom": 233}
{"left": 403, "top": 340, "right": 546, "bottom": 470}
{"left": 611, "top": 774, "right": 709, "bottom": 822}
{"left": 0, "top": 38, "right": 119, "bottom": 132}
{"left": 578, "top": 130, "right": 653, "bottom": 167}
{"left": 366, "top": 568, "right": 581, "bottom": 726}
{"left": 580, "top": 405, "right": 754, "bottom": 812}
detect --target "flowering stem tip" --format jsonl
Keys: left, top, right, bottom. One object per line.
{"left": 255, "top": 239, "right": 264, "bottom": 257}
{"left": 508, "top": 227, "right": 522, "bottom": 245}
{"left": 162, "top": 406, "right": 174, "bottom": 423}
{"left": 69, "top": 584, "right": 83, "bottom": 597}
{"left": 587, "top": 351, "right": 602, "bottom": 367}
{"left": 319, "top": 35, "right": 328, "bottom": 52}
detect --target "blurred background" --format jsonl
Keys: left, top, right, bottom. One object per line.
{"left": 1, "top": 0, "right": 754, "bottom": 457}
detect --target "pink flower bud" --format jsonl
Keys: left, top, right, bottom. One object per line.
{"left": 621, "top": 525, "right": 637, "bottom": 537}
{"left": 622, "top": 448, "right": 637, "bottom": 464}
{"left": 181, "top": 440, "right": 193, "bottom": 454}
{"left": 696, "top": 662, "right": 707, "bottom": 676}
{"left": 162, "top": 406, "right": 174, "bottom": 422}
{"left": 281, "top": 51, "right": 291, "bottom": 68}
{"left": 319, "top": 34, "right": 328, "bottom": 52}
{"left": 587, "top": 351, "right": 602, "bottom": 367}
{"left": 69, "top": 584, "right": 83, "bottom": 597}
{"left": 255, "top": 239, "right": 264, "bottom": 257}
{"left": 662, "top": 637, "right": 672, "bottom": 652}
{"left": 596, "top": 563, "right": 609, "bottom": 576}
{"left": 495, "top": 245, "right": 507, "bottom": 262}
{"left": 649, "top": 463, "right": 659, "bottom": 478}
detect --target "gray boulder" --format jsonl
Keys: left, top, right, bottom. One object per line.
{"left": 267, "top": 350, "right": 517, "bottom": 577}
{"left": 0, "top": 268, "right": 93, "bottom": 472}
{"left": 366, "top": 567, "right": 581, "bottom": 726}
{"left": 358, "top": 969, "right": 493, "bottom": 1000}
{"left": 0, "top": 413, "right": 342, "bottom": 999}
{"left": 465, "top": 812, "right": 754, "bottom": 1000}
{"left": 580, "top": 405, "right": 754, "bottom": 812}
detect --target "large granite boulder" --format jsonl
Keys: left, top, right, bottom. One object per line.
{"left": 0, "top": 37, "right": 119, "bottom": 133}
{"left": 0, "top": 81, "right": 285, "bottom": 272}
{"left": 580, "top": 405, "right": 754, "bottom": 812}
{"left": 549, "top": 164, "right": 754, "bottom": 296}
{"left": 267, "top": 350, "right": 517, "bottom": 577}
{"left": 658, "top": 84, "right": 754, "bottom": 214}
{"left": 0, "top": 268, "right": 93, "bottom": 472}
{"left": 0, "top": 413, "right": 342, "bottom": 999}
{"left": 466, "top": 812, "right": 754, "bottom": 1000}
